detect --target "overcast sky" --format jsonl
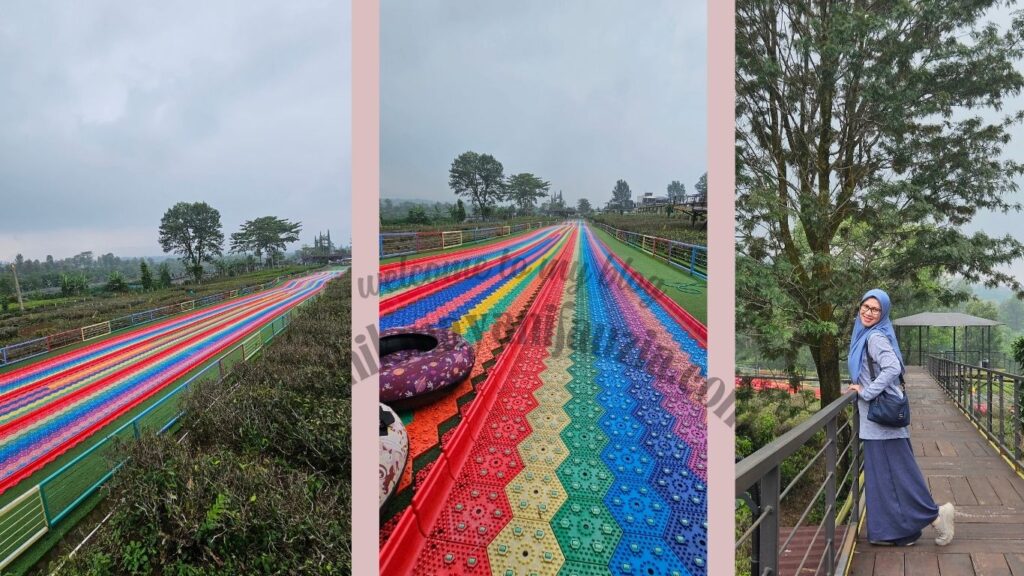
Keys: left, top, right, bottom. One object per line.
{"left": 961, "top": 5, "right": 1024, "bottom": 288}
{"left": 0, "top": 1, "right": 350, "bottom": 262}
{"left": 380, "top": 0, "right": 706, "bottom": 209}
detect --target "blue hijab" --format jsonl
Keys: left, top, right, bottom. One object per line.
{"left": 848, "top": 288, "right": 905, "bottom": 381}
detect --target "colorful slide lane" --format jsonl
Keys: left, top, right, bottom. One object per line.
{"left": 0, "top": 271, "right": 340, "bottom": 496}
{"left": 380, "top": 222, "right": 707, "bottom": 575}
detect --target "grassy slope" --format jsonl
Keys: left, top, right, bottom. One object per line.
{"left": 590, "top": 224, "right": 707, "bottom": 324}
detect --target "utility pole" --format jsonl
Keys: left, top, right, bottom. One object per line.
{"left": 10, "top": 263, "right": 24, "bottom": 312}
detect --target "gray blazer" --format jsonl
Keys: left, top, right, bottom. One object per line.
{"left": 855, "top": 331, "right": 910, "bottom": 440}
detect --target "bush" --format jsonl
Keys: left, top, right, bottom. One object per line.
{"left": 56, "top": 275, "right": 351, "bottom": 574}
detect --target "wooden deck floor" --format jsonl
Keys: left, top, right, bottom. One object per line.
{"left": 850, "top": 366, "right": 1024, "bottom": 575}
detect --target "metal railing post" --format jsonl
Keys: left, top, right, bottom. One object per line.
{"left": 851, "top": 404, "right": 861, "bottom": 529}
{"left": 987, "top": 369, "right": 994, "bottom": 433}
{"left": 825, "top": 418, "right": 838, "bottom": 575}
{"left": 759, "top": 467, "right": 781, "bottom": 575}
{"left": 1016, "top": 377, "right": 1023, "bottom": 463}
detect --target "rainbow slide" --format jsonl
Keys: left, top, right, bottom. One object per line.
{"left": 0, "top": 270, "right": 340, "bottom": 496}
{"left": 380, "top": 222, "right": 707, "bottom": 575}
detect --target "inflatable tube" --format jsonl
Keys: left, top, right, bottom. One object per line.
{"left": 379, "top": 327, "right": 475, "bottom": 409}
{"left": 379, "top": 403, "right": 408, "bottom": 508}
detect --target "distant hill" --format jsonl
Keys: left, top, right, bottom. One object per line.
{"left": 972, "top": 284, "right": 1015, "bottom": 303}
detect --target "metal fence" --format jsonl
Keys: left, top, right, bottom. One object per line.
{"left": 736, "top": 393, "right": 862, "bottom": 576}
{"left": 589, "top": 221, "right": 707, "bottom": 280}
{"left": 379, "top": 221, "right": 553, "bottom": 258}
{"left": 0, "top": 292, "right": 320, "bottom": 571}
{"left": 0, "top": 272, "right": 306, "bottom": 368}
{"left": 927, "top": 355, "right": 1024, "bottom": 472}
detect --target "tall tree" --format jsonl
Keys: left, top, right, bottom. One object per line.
{"left": 577, "top": 198, "right": 593, "bottom": 215}
{"left": 140, "top": 261, "right": 154, "bottom": 291}
{"left": 448, "top": 151, "right": 506, "bottom": 217}
{"left": 159, "top": 202, "right": 224, "bottom": 283}
{"left": 610, "top": 179, "right": 633, "bottom": 212}
{"left": 506, "top": 172, "right": 551, "bottom": 215}
{"left": 667, "top": 181, "right": 686, "bottom": 201}
{"left": 230, "top": 216, "right": 302, "bottom": 266}
{"left": 694, "top": 173, "right": 707, "bottom": 202}
{"left": 736, "top": 0, "right": 1024, "bottom": 407}
{"left": 449, "top": 199, "right": 467, "bottom": 223}
{"left": 157, "top": 262, "right": 173, "bottom": 288}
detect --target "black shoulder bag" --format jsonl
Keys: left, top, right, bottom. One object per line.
{"left": 865, "top": 350, "right": 911, "bottom": 427}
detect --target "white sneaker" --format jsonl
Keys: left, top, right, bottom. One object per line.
{"left": 933, "top": 502, "right": 955, "bottom": 546}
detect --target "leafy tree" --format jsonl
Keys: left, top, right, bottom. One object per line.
{"left": 694, "top": 173, "right": 707, "bottom": 202}
{"left": 449, "top": 199, "right": 467, "bottom": 223}
{"left": 1013, "top": 336, "right": 1024, "bottom": 372}
{"left": 140, "top": 261, "right": 154, "bottom": 291}
{"left": 60, "top": 273, "right": 88, "bottom": 296}
{"left": 1000, "top": 297, "right": 1024, "bottom": 333}
{"left": 105, "top": 271, "right": 128, "bottom": 293}
{"left": 667, "top": 181, "right": 686, "bottom": 201}
{"left": 405, "top": 206, "right": 431, "bottom": 225}
{"left": 577, "top": 198, "right": 593, "bottom": 215}
{"left": 736, "top": 0, "right": 1024, "bottom": 407}
{"left": 506, "top": 173, "right": 551, "bottom": 215}
{"left": 157, "top": 262, "right": 173, "bottom": 288}
{"left": 230, "top": 216, "right": 302, "bottom": 267}
{"left": 159, "top": 202, "right": 224, "bottom": 283}
{"left": 448, "top": 151, "right": 505, "bottom": 218}
{"left": 609, "top": 179, "right": 633, "bottom": 212}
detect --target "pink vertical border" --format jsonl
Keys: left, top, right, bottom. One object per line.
{"left": 351, "top": 0, "right": 379, "bottom": 573}
{"left": 708, "top": 0, "right": 736, "bottom": 573}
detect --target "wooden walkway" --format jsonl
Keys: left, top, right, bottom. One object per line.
{"left": 850, "top": 366, "right": 1024, "bottom": 575}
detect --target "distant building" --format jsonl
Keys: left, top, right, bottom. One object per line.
{"left": 640, "top": 192, "right": 670, "bottom": 206}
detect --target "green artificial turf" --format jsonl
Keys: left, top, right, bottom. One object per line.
{"left": 380, "top": 225, "right": 555, "bottom": 265}
{"left": 590, "top": 224, "right": 707, "bottom": 324}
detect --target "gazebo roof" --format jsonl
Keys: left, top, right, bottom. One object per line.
{"left": 892, "top": 312, "right": 1002, "bottom": 328}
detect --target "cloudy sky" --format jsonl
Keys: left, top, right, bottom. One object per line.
{"left": 380, "top": 0, "right": 706, "bottom": 209}
{"left": 0, "top": 1, "right": 351, "bottom": 262}
{"left": 962, "top": 6, "right": 1024, "bottom": 287}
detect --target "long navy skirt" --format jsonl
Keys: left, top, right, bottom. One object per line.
{"left": 863, "top": 438, "right": 940, "bottom": 543}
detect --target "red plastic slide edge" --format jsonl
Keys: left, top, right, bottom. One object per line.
{"left": 590, "top": 227, "right": 707, "bottom": 347}
{"left": 378, "top": 227, "right": 575, "bottom": 576}
{"left": 378, "top": 232, "right": 552, "bottom": 317}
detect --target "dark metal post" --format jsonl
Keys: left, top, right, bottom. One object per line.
{"left": 852, "top": 404, "right": 861, "bottom": 530}
{"left": 999, "top": 373, "right": 1006, "bottom": 445}
{"left": 759, "top": 467, "right": 781, "bottom": 576}
{"left": 1016, "top": 376, "right": 1023, "bottom": 463}
{"left": 825, "top": 418, "right": 838, "bottom": 575}
{"left": 987, "top": 369, "right": 994, "bottom": 433}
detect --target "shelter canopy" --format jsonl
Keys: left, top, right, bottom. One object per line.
{"left": 893, "top": 312, "right": 1001, "bottom": 328}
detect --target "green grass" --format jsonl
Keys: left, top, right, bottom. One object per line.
{"left": 590, "top": 224, "right": 707, "bottom": 324}
{"left": 0, "top": 266, "right": 318, "bottom": 348}
{"left": 0, "top": 276, "right": 333, "bottom": 575}
{"left": 6, "top": 297, "right": 87, "bottom": 312}
{"left": 380, "top": 225, "right": 556, "bottom": 265}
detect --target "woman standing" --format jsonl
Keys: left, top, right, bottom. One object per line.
{"left": 847, "top": 289, "right": 955, "bottom": 546}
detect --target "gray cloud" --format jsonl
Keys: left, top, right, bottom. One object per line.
{"left": 380, "top": 0, "right": 706, "bottom": 208}
{"left": 0, "top": 1, "right": 351, "bottom": 260}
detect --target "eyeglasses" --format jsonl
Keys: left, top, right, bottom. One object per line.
{"left": 860, "top": 304, "right": 882, "bottom": 316}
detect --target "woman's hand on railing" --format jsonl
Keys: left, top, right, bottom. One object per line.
{"left": 847, "top": 384, "right": 862, "bottom": 396}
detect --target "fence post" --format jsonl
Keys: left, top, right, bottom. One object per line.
{"left": 1016, "top": 377, "right": 1023, "bottom": 463}
{"left": 39, "top": 484, "right": 53, "bottom": 525}
{"left": 851, "top": 404, "right": 861, "bottom": 530}
{"left": 825, "top": 417, "right": 838, "bottom": 575}
{"left": 987, "top": 370, "right": 994, "bottom": 433}
{"left": 758, "top": 467, "right": 781, "bottom": 575}
{"left": 690, "top": 247, "right": 697, "bottom": 276}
